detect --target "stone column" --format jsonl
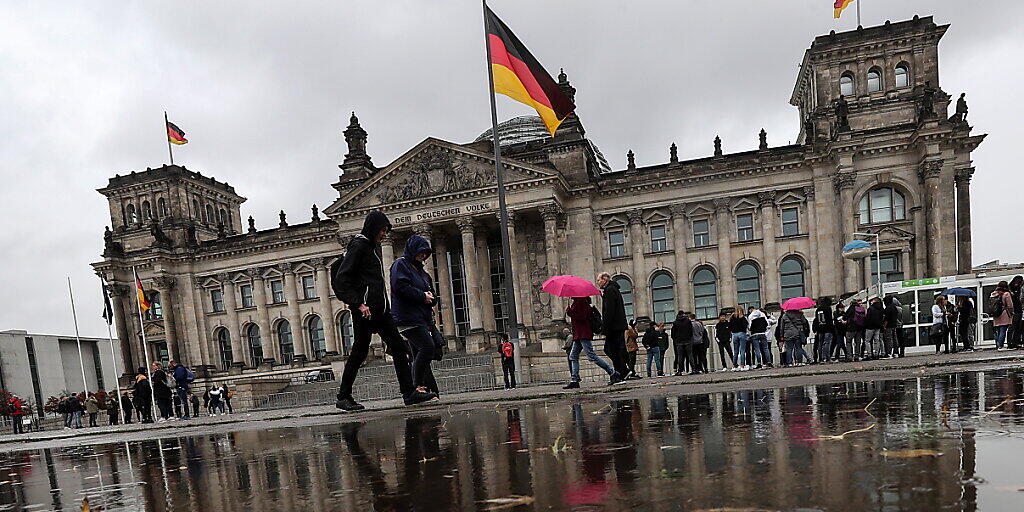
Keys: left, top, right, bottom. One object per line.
{"left": 152, "top": 275, "right": 179, "bottom": 363}
{"left": 803, "top": 186, "right": 822, "bottom": 297}
{"left": 249, "top": 268, "right": 275, "bottom": 363}
{"left": 413, "top": 224, "right": 434, "bottom": 280}
{"left": 919, "top": 160, "right": 944, "bottom": 276}
{"left": 541, "top": 205, "right": 564, "bottom": 323}
{"left": 833, "top": 171, "right": 857, "bottom": 293}
{"left": 475, "top": 223, "right": 497, "bottom": 332}
{"left": 381, "top": 235, "right": 396, "bottom": 294}
{"left": 714, "top": 198, "right": 734, "bottom": 308}
{"left": 626, "top": 209, "right": 648, "bottom": 318}
{"left": 433, "top": 233, "right": 458, "bottom": 345}
{"left": 670, "top": 204, "right": 691, "bottom": 311}
{"left": 505, "top": 211, "right": 529, "bottom": 331}
{"left": 758, "top": 191, "right": 780, "bottom": 304}
{"left": 109, "top": 284, "right": 135, "bottom": 374}
{"left": 911, "top": 206, "right": 926, "bottom": 277}
{"left": 220, "top": 273, "right": 246, "bottom": 367}
{"left": 457, "top": 218, "right": 484, "bottom": 351}
{"left": 955, "top": 167, "right": 975, "bottom": 274}
{"left": 281, "top": 263, "right": 307, "bottom": 362}
{"left": 313, "top": 259, "right": 340, "bottom": 356}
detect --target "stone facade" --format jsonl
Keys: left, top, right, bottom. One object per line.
{"left": 93, "top": 16, "right": 984, "bottom": 377}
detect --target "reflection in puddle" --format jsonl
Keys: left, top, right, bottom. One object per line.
{"left": 1, "top": 368, "right": 1023, "bottom": 511}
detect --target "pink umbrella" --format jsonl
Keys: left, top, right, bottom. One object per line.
{"left": 782, "top": 297, "right": 816, "bottom": 311}
{"left": 542, "top": 275, "right": 601, "bottom": 298}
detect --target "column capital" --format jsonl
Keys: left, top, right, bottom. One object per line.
{"left": 539, "top": 204, "right": 563, "bottom": 222}
{"left": 591, "top": 213, "right": 603, "bottom": 229}
{"left": 152, "top": 275, "right": 176, "bottom": 290}
{"left": 456, "top": 217, "right": 477, "bottom": 234}
{"left": 309, "top": 257, "right": 327, "bottom": 270}
{"left": 954, "top": 166, "right": 975, "bottom": 185}
{"left": 216, "top": 272, "right": 231, "bottom": 283}
{"left": 413, "top": 223, "right": 433, "bottom": 239}
{"left": 246, "top": 267, "right": 265, "bottom": 280}
{"left": 832, "top": 171, "right": 856, "bottom": 192}
{"left": 757, "top": 190, "right": 777, "bottom": 207}
{"left": 802, "top": 185, "right": 816, "bottom": 200}
{"left": 276, "top": 262, "right": 293, "bottom": 274}
{"left": 669, "top": 204, "right": 687, "bottom": 218}
{"left": 917, "top": 160, "right": 943, "bottom": 182}
{"left": 713, "top": 197, "right": 731, "bottom": 213}
{"left": 108, "top": 283, "right": 130, "bottom": 297}
{"left": 626, "top": 209, "right": 644, "bottom": 225}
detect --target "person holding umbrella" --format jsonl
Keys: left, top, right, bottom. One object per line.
{"left": 544, "top": 275, "right": 619, "bottom": 388}
{"left": 779, "top": 297, "right": 814, "bottom": 366}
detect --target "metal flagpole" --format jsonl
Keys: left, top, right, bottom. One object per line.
{"left": 67, "top": 277, "right": 90, "bottom": 398}
{"left": 164, "top": 111, "right": 174, "bottom": 165}
{"left": 857, "top": 0, "right": 862, "bottom": 26}
{"left": 132, "top": 267, "right": 159, "bottom": 422}
{"left": 100, "top": 276, "right": 124, "bottom": 419}
{"left": 482, "top": 0, "right": 524, "bottom": 382}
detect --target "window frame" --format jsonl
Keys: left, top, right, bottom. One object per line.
{"left": 301, "top": 275, "right": 317, "bottom": 300}
{"left": 870, "top": 253, "right": 905, "bottom": 284}
{"left": 781, "top": 207, "right": 800, "bottom": 236}
{"left": 894, "top": 63, "right": 910, "bottom": 88}
{"left": 216, "top": 328, "right": 233, "bottom": 371}
{"left": 270, "top": 279, "right": 285, "bottom": 303}
{"left": 735, "top": 261, "right": 762, "bottom": 311}
{"left": 866, "top": 68, "right": 882, "bottom": 93}
{"left": 840, "top": 73, "right": 855, "bottom": 97}
{"left": 649, "top": 224, "right": 668, "bottom": 253}
{"left": 650, "top": 272, "right": 676, "bottom": 324}
{"left": 692, "top": 267, "right": 718, "bottom": 321}
{"left": 692, "top": 218, "right": 710, "bottom": 247}
{"left": 736, "top": 212, "right": 755, "bottom": 242}
{"left": 245, "top": 324, "right": 263, "bottom": 368}
{"left": 277, "top": 320, "right": 294, "bottom": 364}
{"left": 308, "top": 316, "right": 326, "bottom": 360}
{"left": 239, "top": 284, "right": 254, "bottom": 308}
{"left": 613, "top": 275, "right": 634, "bottom": 323}
{"left": 607, "top": 230, "right": 626, "bottom": 258}
{"left": 337, "top": 311, "right": 354, "bottom": 356}
{"left": 858, "top": 187, "right": 907, "bottom": 225}
{"left": 210, "top": 288, "right": 224, "bottom": 312}
{"left": 779, "top": 257, "right": 806, "bottom": 300}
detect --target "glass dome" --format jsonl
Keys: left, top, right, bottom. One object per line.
{"left": 475, "top": 115, "right": 550, "bottom": 146}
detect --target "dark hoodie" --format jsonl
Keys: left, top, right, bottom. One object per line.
{"left": 390, "top": 235, "right": 438, "bottom": 327}
{"left": 864, "top": 300, "right": 884, "bottom": 330}
{"left": 672, "top": 312, "right": 694, "bottom": 345}
{"left": 331, "top": 211, "right": 392, "bottom": 315}
{"left": 601, "top": 280, "right": 627, "bottom": 332}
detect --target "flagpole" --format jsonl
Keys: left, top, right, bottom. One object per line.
{"left": 67, "top": 277, "right": 90, "bottom": 399}
{"left": 132, "top": 267, "right": 158, "bottom": 422}
{"left": 857, "top": 0, "right": 862, "bottom": 26}
{"left": 100, "top": 276, "right": 124, "bottom": 419}
{"left": 164, "top": 111, "right": 174, "bottom": 166}
{"left": 482, "top": 0, "right": 524, "bottom": 383}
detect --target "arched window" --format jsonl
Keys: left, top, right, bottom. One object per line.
{"left": 867, "top": 68, "right": 882, "bottom": 93}
{"left": 147, "top": 291, "right": 162, "bottom": 320}
{"left": 612, "top": 275, "right": 634, "bottom": 323}
{"left": 276, "top": 320, "right": 294, "bottom": 364}
{"left": 141, "top": 201, "right": 152, "bottom": 221}
{"left": 308, "top": 315, "right": 326, "bottom": 360}
{"left": 337, "top": 311, "right": 354, "bottom": 355}
{"left": 126, "top": 204, "right": 137, "bottom": 224}
{"left": 192, "top": 200, "right": 201, "bottom": 219}
{"left": 650, "top": 272, "right": 676, "bottom": 324}
{"left": 692, "top": 267, "right": 718, "bottom": 321}
{"left": 840, "top": 73, "right": 855, "bottom": 96}
{"left": 895, "top": 63, "right": 910, "bottom": 88}
{"left": 216, "top": 328, "right": 233, "bottom": 371}
{"left": 858, "top": 187, "right": 907, "bottom": 224}
{"left": 245, "top": 324, "right": 263, "bottom": 368}
{"left": 157, "top": 197, "right": 168, "bottom": 218}
{"left": 205, "top": 205, "right": 214, "bottom": 224}
{"left": 219, "top": 208, "right": 228, "bottom": 228}
{"left": 735, "top": 261, "right": 761, "bottom": 311}
{"left": 779, "top": 257, "right": 806, "bottom": 300}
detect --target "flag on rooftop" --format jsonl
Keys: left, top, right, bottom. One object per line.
{"left": 166, "top": 120, "right": 188, "bottom": 145}
{"left": 834, "top": 0, "right": 856, "bottom": 19}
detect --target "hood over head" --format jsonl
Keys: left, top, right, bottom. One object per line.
{"left": 403, "top": 234, "right": 433, "bottom": 261}
{"left": 360, "top": 210, "right": 392, "bottom": 240}
{"left": 572, "top": 296, "right": 592, "bottom": 305}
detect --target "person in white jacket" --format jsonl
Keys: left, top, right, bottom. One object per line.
{"left": 746, "top": 307, "right": 773, "bottom": 368}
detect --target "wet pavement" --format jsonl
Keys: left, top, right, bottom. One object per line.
{"left": 1, "top": 363, "right": 1023, "bottom": 511}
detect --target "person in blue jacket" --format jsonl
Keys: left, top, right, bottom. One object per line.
{"left": 391, "top": 234, "right": 444, "bottom": 398}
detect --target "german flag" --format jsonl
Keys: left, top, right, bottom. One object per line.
{"left": 485, "top": 5, "right": 574, "bottom": 136}
{"left": 166, "top": 120, "right": 188, "bottom": 145}
{"left": 133, "top": 269, "right": 151, "bottom": 314}
{"left": 834, "top": 0, "right": 856, "bottom": 18}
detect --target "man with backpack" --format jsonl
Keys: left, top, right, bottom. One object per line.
{"left": 989, "top": 281, "right": 1014, "bottom": 351}
{"left": 171, "top": 360, "right": 194, "bottom": 419}
{"left": 498, "top": 335, "right": 517, "bottom": 389}
{"left": 778, "top": 308, "right": 810, "bottom": 366}
{"left": 747, "top": 306, "right": 772, "bottom": 369}
{"left": 863, "top": 297, "right": 885, "bottom": 359}
{"left": 597, "top": 272, "right": 628, "bottom": 384}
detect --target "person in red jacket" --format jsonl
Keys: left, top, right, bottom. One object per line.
{"left": 8, "top": 397, "right": 26, "bottom": 434}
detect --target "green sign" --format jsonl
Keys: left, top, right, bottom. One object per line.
{"left": 902, "top": 278, "right": 940, "bottom": 287}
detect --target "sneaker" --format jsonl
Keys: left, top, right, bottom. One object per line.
{"left": 403, "top": 390, "right": 437, "bottom": 406}
{"left": 608, "top": 373, "right": 624, "bottom": 386}
{"left": 563, "top": 381, "right": 581, "bottom": 390}
{"left": 335, "top": 397, "right": 366, "bottom": 412}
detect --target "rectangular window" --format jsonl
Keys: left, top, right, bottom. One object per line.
{"left": 608, "top": 230, "right": 625, "bottom": 258}
{"left": 449, "top": 251, "right": 470, "bottom": 340}
{"left": 871, "top": 253, "right": 905, "bottom": 284}
{"left": 650, "top": 225, "right": 667, "bottom": 253}
{"left": 239, "top": 284, "right": 254, "bottom": 308}
{"left": 737, "top": 213, "right": 754, "bottom": 242}
{"left": 270, "top": 280, "right": 285, "bottom": 303}
{"left": 302, "top": 275, "right": 317, "bottom": 299}
{"left": 488, "top": 240, "right": 510, "bottom": 336}
{"left": 211, "top": 288, "right": 224, "bottom": 312}
{"left": 692, "top": 219, "right": 710, "bottom": 247}
{"left": 781, "top": 207, "right": 800, "bottom": 236}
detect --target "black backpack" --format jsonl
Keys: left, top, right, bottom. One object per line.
{"left": 589, "top": 306, "right": 603, "bottom": 335}
{"left": 988, "top": 293, "right": 1005, "bottom": 318}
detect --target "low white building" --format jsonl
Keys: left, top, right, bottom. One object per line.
{"left": 0, "top": 330, "right": 123, "bottom": 417}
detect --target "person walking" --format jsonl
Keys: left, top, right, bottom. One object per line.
{"left": 833, "top": 302, "right": 851, "bottom": 361}
{"left": 564, "top": 296, "right": 617, "bottom": 389}
{"left": 689, "top": 313, "right": 707, "bottom": 373}
{"left": 932, "top": 295, "right": 949, "bottom": 354}
{"left": 714, "top": 313, "right": 735, "bottom": 370}
{"left": 8, "top": 396, "right": 25, "bottom": 434}
{"left": 882, "top": 296, "right": 901, "bottom": 358}
{"left": 131, "top": 371, "right": 153, "bottom": 423}
{"left": 85, "top": 393, "right": 100, "bottom": 428}
{"left": 498, "top": 335, "right": 517, "bottom": 390}
{"left": 151, "top": 363, "right": 174, "bottom": 422}
{"left": 813, "top": 297, "right": 835, "bottom": 363}
{"left": 331, "top": 211, "right": 433, "bottom": 411}
{"left": 642, "top": 321, "right": 663, "bottom": 377}
{"left": 1008, "top": 276, "right": 1023, "bottom": 349}
{"left": 863, "top": 297, "right": 884, "bottom": 359}
{"left": 171, "top": 361, "right": 193, "bottom": 419}
{"left": 989, "top": 281, "right": 1014, "bottom": 351}
{"left": 624, "top": 321, "right": 640, "bottom": 380}
{"left": 729, "top": 308, "right": 750, "bottom": 371}
{"left": 391, "top": 234, "right": 445, "bottom": 396}
{"left": 67, "top": 394, "right": 83, "bottom": 429}
{"left": 957, "top": 295, "right": 977, "bottom": 352}
{"left": 747, "top": 306, "right": 772, "bottom": 369}
{"left": 596, "top": 272, "right": 628, "bottom": 383}
{"left": 120, "top": 392, "right": 134, "bottom": 424}
{"left": 778, "top": 308, "right": 810, "bottom": 366}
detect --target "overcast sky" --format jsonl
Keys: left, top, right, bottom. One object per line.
{"left": 1, "top": 1, "right": 1020, "bottom": 338}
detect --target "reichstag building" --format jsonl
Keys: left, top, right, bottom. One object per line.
{"left": 95, "top": 16, "right": 984, "bottom": 376}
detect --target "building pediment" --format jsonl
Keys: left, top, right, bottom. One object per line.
{"left": 325, "top": 138, "right": 557, "bottom": 214}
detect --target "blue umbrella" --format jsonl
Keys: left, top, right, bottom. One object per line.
{"left": 941, "top": 287, "right": 976, "bottom": 297}
{"left": 842, "top": 240, "right": 872, "bottom": 251}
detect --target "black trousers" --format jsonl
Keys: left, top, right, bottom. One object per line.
{"left": 603, "top": 330, "right": 628, "bottom": 377}
{"left": 674, "top": 343, "right": 688, "bottom": 373}
{"left": 1009, "top": 315, "right": 1023, "bottom": 348}
{"left": 338, "top": 311, "right": 414, "bottom": 400}
{"left": 501, "top": 359, "right": 516, "bottom": 389}
{"left": 626, "top": 351, "right": 637, "bottom": 375}
{"left": 11, "top": 418, "right": 23, "bottom": 434}
{"left": 696, "top": 344, "right": 709, "bottom": 372}
{"left": 403, "top": 325, "right": 441, "bottom": 392}
{"left": 717, "top": 341, "right": 734, "bottom": 369}
{"left": 122, "top": 408, "right": 132, "bottom": 424}
{"left": 156, "top": 397, "right": 173, "bottom": 419}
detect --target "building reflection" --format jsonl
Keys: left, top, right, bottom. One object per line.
{"left": 3, "top": 370, "right": 1022, "bottom": 511}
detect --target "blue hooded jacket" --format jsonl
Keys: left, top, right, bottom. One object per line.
{"left": 390, "top": 235, "right": 439, "bottom": 327}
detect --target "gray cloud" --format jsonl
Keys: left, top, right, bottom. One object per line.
{"left": 1, "top": 1, "right": 1019, "bottom": 337}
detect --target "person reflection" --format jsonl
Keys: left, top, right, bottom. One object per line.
{"left": 566, "top": 403, "right": 614, "bottom": 507}
{"left": 339, "top": 422, "right": 404, "bottom": 511}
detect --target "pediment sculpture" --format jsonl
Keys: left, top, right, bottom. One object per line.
{"left": 377, "top": 148, "right": 496, "bottom": 204}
